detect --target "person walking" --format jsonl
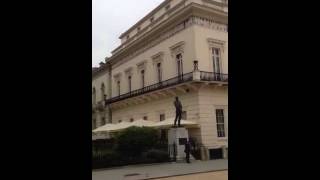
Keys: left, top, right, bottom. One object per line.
{"left": 184, "top": 140, "right": 191, "bottom": 163}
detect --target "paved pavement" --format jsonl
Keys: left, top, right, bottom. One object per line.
{"left": 151, "top": 170, "right": 227, "bottom": 180}
{"left": 92, "top": 159, "right": 228, "bottom": 180}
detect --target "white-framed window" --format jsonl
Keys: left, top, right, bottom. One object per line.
{"left": 92, "top": 87, "right": 96, "bottom": 104}
{"left": 128, "top": 76, "right": 132, "bottom": 92}
{"left": 141, "top": 70, "right": 145, "bottom": 88}
{"left": 212, "top": 48, "right": 222, "bottom": 74}
{"left": 117, "top": 81, "right": 120, "bottom": 96}
{"left": 101, "top": 116, "right": 106, "bottom": 126}
{"left": 216, "top": 109, "right": 225, "bottom": 137}
{"left": 100, "top": 83, "right": 105, "bottom": 101}
{"left": 92, "top": 119, "right": 96, "bottom": 129}
{"left": 157, "top": 63, "right": 162, "bottom": 82}
{"left": 176, "top": 53, "right": 183, "bottom": 78}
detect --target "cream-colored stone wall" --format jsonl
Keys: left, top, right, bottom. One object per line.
{"left": 112, "top": 91, "right": 198, "bottom": 123}
{"left": 193, "top": 25, "right": 228, "bottom": 73}
{"left": 92, "top": 72, "right": 109, "bottom": 103}
{"left": 111, "top": 26, "right": 196, "bottom": 98}
{"left": 198, "top": 86, "right": 228, "bottom": 149}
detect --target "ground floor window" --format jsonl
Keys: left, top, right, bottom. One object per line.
{"left": 216, "top": 109, "right": 225, "bottom": 137}
{"left": 209, "top": 148, "right": 223, "bottom": 160}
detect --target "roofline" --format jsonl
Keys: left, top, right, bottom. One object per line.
{"left": 119, "top": 0, "right": 172, "bottom": 39}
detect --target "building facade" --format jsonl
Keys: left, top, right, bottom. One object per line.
{"left": 92, "top": 0, "right": 228, "bottom": 160}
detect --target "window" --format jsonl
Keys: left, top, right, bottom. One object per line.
{"left": 92, "top": 119, "right": 96, "bottom": 129}
{"left": 182, "top": 111, "right": 187, "bottom": 120}
{"left": 92, "top": 87, "right": 96, "bottom": 104}
{"left": 118, "top": 120, "right": 122, "bottom": 123}
{"left": 212, "top": 48, "right": 222, "bottom": 80}
{"left": 130, "top": 118, "right": 134, "bottom": 122}
{"left": 176, "top": 53, "right": 183, "bottom": 78}
{"left": 165, "top": 4, "right": 170, "bottom": 11}
{"left": 157, "top": 63, "right": 162, "bottom": 82}
{"left": 117, "top": 81, "right": 120, "bottom": 96}
{"left": 100, "top": 83, "right": 105, "bottom": 101}
{"left": 128, "top": 76, "right": 132, "bottom": 92}
{"left": 160, "top": 114, "right": 165, "bottom": 121}
{"left": 141, "top": 70, "right": 145, "bottom": 88}
{"left": 150, "top": 17, "right": 154, "bottom": 23}
{"left": 216, "top": 109, "right": 225, "bottom": 137}
{"left": 101, "top": 117, "right": 106, "bottom": 126}
{"left": 143, "top": 116, "right": 148, "bottom": 120}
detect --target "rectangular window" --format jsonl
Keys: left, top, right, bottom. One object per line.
{"left": 117, "top": 81, "right": 120, "bottom": 96}
{"left": 128, "top": 76, "right": 132, "bottom": 92}
{"left": 101, "top": 117, "right": 106, "bottom": 126}
{"left": 130, "top": 118, "right": 134, "bottom": 122}
{"left": 92, "top": 119, "right": 96, "bottom": 129}
{"left": 118, "top": 120, "right": 122, "bottom": 123}
{"left": 176, "top": 53, "right": 183, "bottom": 79}
{"left": 212, "top": 48, "right": 222, "bottom": 80}
{"left": 160, "top": 114, "right": 165, "bottom": 121}
{"left": 157, "top": 63, "right": 162, "bottom": 82}
{"left": 182, "top": 111, "right": 187, "bottom": 120}
{"left": 216, "top": 109, "right": 225, "bottom": 137}
{"left": 143, "top": 116, "right": 148, "bottom": 120}
{"left": 141, "top": 70, "right": 145, "bottom": 88}
{"left": 165, "top": 4, "right": 170, "bottom": 11}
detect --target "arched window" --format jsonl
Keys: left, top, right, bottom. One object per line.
{"left": 92, "top": 87, "right": 96, "bottom": 104}
{"left": 100, "top": 83, "right": 105, "bottom": 101}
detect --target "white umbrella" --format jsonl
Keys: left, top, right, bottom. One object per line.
{"left": 148, "top": 117, "right": 198, "bottom": 129}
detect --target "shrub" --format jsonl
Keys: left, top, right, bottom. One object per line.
{"left": 115, "top": 126, "right": 158, "bottom": 157}
{"left": 143, "top": 149, "right": 169, "bottom": 162}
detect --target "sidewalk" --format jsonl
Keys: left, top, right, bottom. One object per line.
{"left": 92, "top": 159, "right": 228, "bottom": 180}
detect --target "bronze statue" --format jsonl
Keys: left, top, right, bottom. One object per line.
{"left": 174, "top": 96, "right": 182, "bottom": 127}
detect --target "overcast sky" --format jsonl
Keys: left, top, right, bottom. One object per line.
{"left": 92, "top": 0, "right": 164, "bottom": 67}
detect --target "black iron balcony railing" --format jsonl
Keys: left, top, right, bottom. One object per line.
{"left": 106, "top": 72, "right": 193, "bottom": 105}
{"left": 105, "top": 71, "right": 228, "bottom": 105}
{"left": 200, "top": 71, "right": 228, "bottom": 82}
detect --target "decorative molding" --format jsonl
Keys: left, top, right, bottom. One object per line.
{"left": 124, "top": 67, "right": 133, "bottom": 76}
{"left": 113, "top": 72, "right": 122, "bottom": 81}
{"left": 170, "top": 41, "right": 185, "bottom": 57}
{"left": 112, "top": 15, "right": 227, "bottom": 69}
{"left": 136, "top": 60, "right": 147, "bottom": 71}
{"left": 207, "top": 38, "right": 226, "bottom": 52}
{"left": 152, "top": 52, "right": 164, "bottom": 64}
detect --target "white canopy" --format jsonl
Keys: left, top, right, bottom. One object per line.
{"left": 92, "top": 123, "right": 117, "bottom": 133}
{"left": 92, "top": 118, "right": 198, "bottom": 133}
{"left": 148, "top": 117, "right": 198, "bottom": 129}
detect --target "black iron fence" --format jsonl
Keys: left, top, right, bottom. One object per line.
{"left": 200, "top": 71, "right": 228, "bottom": 82}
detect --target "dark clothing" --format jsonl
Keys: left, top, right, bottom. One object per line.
{"left": 174, "top": 111, "right": 182, "bottom": 126}
{"left": 184, "top": 142, "right": 191, "bottom": 163}
{"left": 174, "top": 100, "right": 182, "bottom": 126}
{"left": 174, "top": 100, "right": 182, "bottom": 112}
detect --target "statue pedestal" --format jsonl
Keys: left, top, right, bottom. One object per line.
{"left": 168, "top": 127, "right": 189, "bottom": 161}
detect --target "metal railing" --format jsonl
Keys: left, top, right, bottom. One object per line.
{"left": 104, "top": 71, "right": 228, "bottom": 105}
{"left": 105, "top": 72, "right": 193, "bottom": 105}
{"left": 200, "top": 71, "right": 228, "bottom": 82}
